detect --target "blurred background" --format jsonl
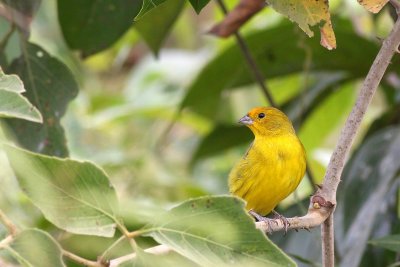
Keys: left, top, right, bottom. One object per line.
{"left": 1, "top": 0, "right": 400, "bottom": 266}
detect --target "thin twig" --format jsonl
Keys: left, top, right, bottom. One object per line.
{"left": 62, "top": 249, "right": 103, "bottom": 267}
{"left": 0, "top": 235, "right": 13, "bottom": 249}
{"left": 0, "top": 209, "right": 17, "bottom": 236}
{"left": 100, "top": 235, "right": 126, "bottom": 260}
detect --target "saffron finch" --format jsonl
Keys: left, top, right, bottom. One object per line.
{"left": 229, "top": 107, "right": 306, "bottom": 222}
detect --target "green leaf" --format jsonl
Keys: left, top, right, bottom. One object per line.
{"left": 0, "top": 90, "right": 42, "bottom": 123}
{"left": 0, "top": 70, "right": 25, "bottom": 93}
{"left": 6, "top": 42, "right": 78, "bottom": 157}
{"left": 283, "top": 72, "right": 348, "bottom": 129}
{"left": 135, "top": 0, "right": 185, "bottom": 56}
{"left": 188, "top": 0, "right": 211, "bottom": 13}
{"left": 369, "top": 235, "right": 400, "bottom": 253}
{"left": 7, "top": 229, "right": 65, "bottom": 267}
{"left": 58, "top": 0, "right": 141, "bottom": 56}
{"left": 142, "top": 196, "right": 295, "bottom": 267}
{"left": 191, "top": 124, "right": 252, "bottom": 165}
{"left": 135, "top": 0, "right": 167, "bottom": 20}
{"left": 5, "top": 145, "right": 119, "bottom": 237}
{"left": 298, "top": 81, "right": 356, "bottom": 154}
{"left": 0, "top": 70, "right": 42, "bottom": 122}
{"left": 180, "top": 21, "right": 378, "bottom": 118}
{"left": 128, "top": 247, "right": 198, "bottom": 267}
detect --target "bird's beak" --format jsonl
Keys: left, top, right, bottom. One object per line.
{"left": 238, "top": 115, "right": 253, "bottom": 125}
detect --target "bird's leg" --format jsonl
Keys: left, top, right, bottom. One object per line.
{"left": 271, "top": 210, "right": 290, "bottom": 234}
{"left": 248, "top": 210, "right": 278, "bottom": 234}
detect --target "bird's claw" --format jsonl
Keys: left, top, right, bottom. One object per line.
{"left": 272, "top": 210, "right": 290, "bottom": 235}
{"left": 249, "top": 210, "right": 281, "bottom": 234}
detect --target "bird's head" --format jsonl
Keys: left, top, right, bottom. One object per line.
{"left": 239, "top": 107, "right": 295, "bottom": 137}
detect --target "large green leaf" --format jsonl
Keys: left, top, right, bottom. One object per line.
{"left": 5, "top": 145, "right": 119, "bottom": 237}
{"left": 135, "top": 0, "right": 185, "bottom": 56}
{"left": 141, "top": 196, "right": 295, "bottom": 267}
{"left": 180, "top": 20, "right": 379, "bottom": 118}
{"left": 8, "top": 229, "right": 65, "bottom": 267}
{"left": 335, "top": 126, "right": 400, "bottom": 267}
{"left": 58, "top": 0, "right": 141, "bottom": 56}
{"left": 369, "top": 235, "right": 400, "bottom": 253}
{"left": 6, "top": 42, "right": 78, "bottom": 157}
{"left": 0, "top": 70, "right": 42, "bottom": 122}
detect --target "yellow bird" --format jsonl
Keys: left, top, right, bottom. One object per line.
{"left": 229, "top": 107, "right": 306, "bottom": 224}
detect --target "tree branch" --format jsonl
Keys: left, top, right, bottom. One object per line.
{"left": 321, "top": 215, "right": 334, "bottom": 267}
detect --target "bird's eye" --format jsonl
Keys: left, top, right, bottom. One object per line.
{"left": 258, "top": 113, "right": 265, "bottom": 119}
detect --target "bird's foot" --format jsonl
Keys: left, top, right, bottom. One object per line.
{"left": 248, "top": 210, "right": 278, "bottom": 234}
{"left": 272, "top": 210, "right": 290, "bottom": 234}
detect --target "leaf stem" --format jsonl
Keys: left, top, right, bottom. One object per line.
{"left": 100, "top": 235, "right": 126, "bottom": 260}
{"left": 116, "top": 223, "right": 138, "bottom": 253}
{"left": 62, "top": 249, "right": 104, "bottom": 267}
{"left": 0, "top": 209, "right": 17, "bottom": 236}
{"left": 0, "top": 235, "right": 13, "bottom": 249}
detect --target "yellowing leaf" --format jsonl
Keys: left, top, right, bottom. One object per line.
{"left": 357, "top": 0, "right": 389, "bottom": 13}
{"left": 267, "top": 0, "right": 336, "bottom": 50}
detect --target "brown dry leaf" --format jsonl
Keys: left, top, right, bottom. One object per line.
{"left": 357, "top": 0, "right": 389, "bottom": 13}
{"left": 267, "top": 0, "right": 336, "bottom": 50}
{"left": 209, "top": 0, "right": 266, "bottom": 37}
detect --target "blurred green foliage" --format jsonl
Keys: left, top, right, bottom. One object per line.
{"left": 0, "top": 0, "right": 399, "bottom": 266}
